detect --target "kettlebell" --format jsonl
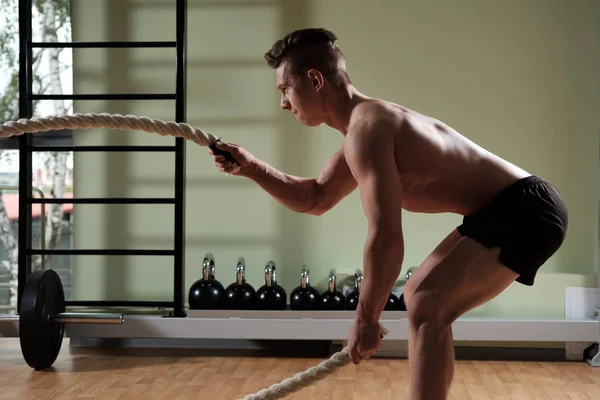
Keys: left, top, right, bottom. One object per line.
{"left": 224, "top": 257, "right": 256, "bottom": 310}
{"left": 346, "top": 270, "right": 363, "bottom": 310}
{"left": 256, "top": 260, "right": 287, "bottom": 310}
{"left": 319, "top": 269, "right": 345, "bottom": 310}
{"left": 385, "top": 292, "right": 400, "bottom": 310}
{"left": 290, "top": 267, "right": 320, "bottom": 310}
{"left": 188, "top": 253, "right": 226, "bottom": 309}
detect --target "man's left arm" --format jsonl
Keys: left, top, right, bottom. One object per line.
{"left": 344, "top": 118, "right": 405, "bottom": 326}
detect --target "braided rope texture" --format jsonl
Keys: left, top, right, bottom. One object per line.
{"left": 241, "top": 348, "right": 352, "bottom": 400}
{"left": 240, "top": 325, "right": 390, "bottom": 400}
{"left": 0, "top": 113, "right": 220, "bottom": 146}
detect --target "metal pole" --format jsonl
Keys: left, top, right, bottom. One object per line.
{"left": 0, "top": 313, "right": 124, "bottom": 324}
{"left": 173, "top": 0, "right": 187, "bottom": 318}
{"left": 17, "top": 0, "right": 34, "bottom": 317}
{"left": 49, "top": 313, "right": 124, "bottom": 324}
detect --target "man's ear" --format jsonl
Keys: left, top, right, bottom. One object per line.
{"left": 307, "top": 69, "right": 324, "bottom": 91}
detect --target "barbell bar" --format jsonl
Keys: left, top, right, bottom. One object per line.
{"left": 0, "top": 268, "right": 124, "bottom": 370}
{"left": 0, "top": 313, "right": 124, "bottom": 324}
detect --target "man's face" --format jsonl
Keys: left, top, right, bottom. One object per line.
{"left": 275, "top": 62, "right": 323, "bottom": 126}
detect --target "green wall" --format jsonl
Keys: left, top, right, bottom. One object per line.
{"left": 69, "top": 0, "right": 600, "bottom": 319}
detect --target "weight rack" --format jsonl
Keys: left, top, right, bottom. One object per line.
{"left": 17, "top": 0, "right": 188, "bottom": 317}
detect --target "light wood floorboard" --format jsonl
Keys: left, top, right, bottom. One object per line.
{"left": 1, "top": 338, "right": 600, "bottom": 399}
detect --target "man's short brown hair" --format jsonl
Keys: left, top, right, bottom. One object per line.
{"left": 264, "top": 28, "right": 351, "bottom": 86}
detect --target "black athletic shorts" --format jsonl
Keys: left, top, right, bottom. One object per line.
{"left": 457, "top": 175, "right": 568, "bottom": 286}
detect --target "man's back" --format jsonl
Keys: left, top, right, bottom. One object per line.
{"left": 347, "top": 99, "right": 531, "bottom": 216}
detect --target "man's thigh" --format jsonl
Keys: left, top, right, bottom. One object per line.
{"left": 407, "top": 229, "right": 463, "bottom": 286}
{"left": 404, "top": 230, "right": 519, "bottom": 322}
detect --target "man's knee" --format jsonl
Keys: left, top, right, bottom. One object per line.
{"left": 404, "top": 286, "right": 456, "bottom": 330}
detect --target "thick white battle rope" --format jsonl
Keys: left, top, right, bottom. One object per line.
{"left": 0, "top": 112, "right": 241, "bottom": 173}
{"left": 240, "top": 325, "right": 390, "bottom": 400}
{"left": 0, "top": 112, "right": 389, "bottom": 399}
{"left": 0, "top": 112, "right": 219, "bottom": 145}
{"left": 240, "top": 346, "right": 351, "bottom": 400}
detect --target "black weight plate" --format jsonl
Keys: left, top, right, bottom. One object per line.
{"left": 19, "top": 269, "right": 65, "bottom": 370}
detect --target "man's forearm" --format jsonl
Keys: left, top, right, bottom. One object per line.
{"left": 356, "top": 231, "right": 404, "bottom": 325}
{"left": 245, "top": 158, "right": 320, "bottom": 214}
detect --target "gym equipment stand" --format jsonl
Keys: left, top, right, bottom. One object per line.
{"left": 15, "top": 0, "right": 188, "bottom": 317}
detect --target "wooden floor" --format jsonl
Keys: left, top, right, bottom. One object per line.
{"left": 1, "top": 338, "right": 600, "bottom": 399}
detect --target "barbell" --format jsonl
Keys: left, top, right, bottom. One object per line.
{"left": 0, "top": 268, "right": 124, "bottom": 370}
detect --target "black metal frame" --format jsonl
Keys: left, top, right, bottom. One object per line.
{"left": 17, "top": 0, "right": 187, "bottom": 317}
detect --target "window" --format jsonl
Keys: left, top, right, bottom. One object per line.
{"left": 0, "top": 0, "right": 74, "bottom": 313}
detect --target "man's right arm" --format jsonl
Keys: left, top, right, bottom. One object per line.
{"left": 248, "top": 149, "right": 357, "bottom": 215}
{"left": 210, "top": 142, "right": 356, "bottom": 215}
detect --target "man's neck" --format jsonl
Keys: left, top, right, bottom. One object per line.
{"left": 324, "top": 85, "right": 368, "bottom": 135}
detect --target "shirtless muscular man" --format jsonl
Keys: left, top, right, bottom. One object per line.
{"left": 208, "top": 28, "right": 569, "bottom": 400}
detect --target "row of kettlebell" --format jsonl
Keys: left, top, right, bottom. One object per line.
{"left": 292, "top": 268, "right": 407, "bottom": 311}
{"left": 188, "top": 253, "right": 286, "bottom": 310}
{"left": 188, "top": 253, "right": 408, "bottom": 311}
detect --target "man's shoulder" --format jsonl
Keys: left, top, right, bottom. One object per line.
{"left": 349, "top": 100, "right": 408, "bottom": 134}
{"left": 343, "top": 103, "right": 402, "bottom": 164}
